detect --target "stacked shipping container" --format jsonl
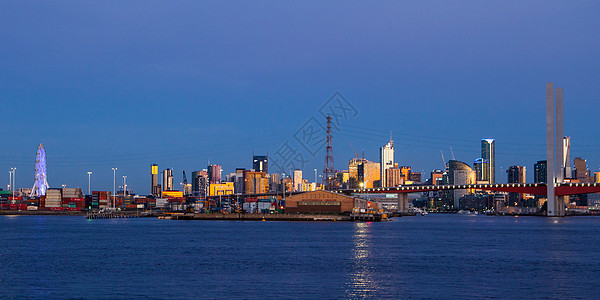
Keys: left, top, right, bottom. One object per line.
{"left": 45, "top": 189, "right": 62, "bottom": 208}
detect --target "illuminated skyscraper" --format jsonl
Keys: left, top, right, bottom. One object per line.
{"left": 473, "top": 158, "right": 489, "bottom": 183}
{"left": 162, "top": 168, "right": 173, "bottom": 191}
{"left": 574, "top": 157, "right": 590, "bottom": 182}
{"left": 208, "top": 164, "right": 222, "bottom": 184}
{"left": 379, "top": 139, "right": 394, "bottom": 187}
{"left": 192, "top": 170, "right": 209, "bottom": 197}
{"left": 562, "top": 137, "right": 572, "bottom": 179}
{"left": 151, "top": 164, "right": 159, "bottom": 196}
{"left": 253, "top": 155, "right": 268, "bottom": 173}
{"left": 507, "top": 165, "right": 526, "bottom": 204}
{"left": 534, "top": 160, "right": 547, "bottom": 183}
{"left": 293, "top": 169, "right": 303, "bottom": 191}
{"left": 358, "top": 160, "right": 380, "bottom": 188}
{"left": 481, "top": 139, "right": 495, "bottom": 183}
{"left": 447, "top": 160, "right": 475, "bottom": 208}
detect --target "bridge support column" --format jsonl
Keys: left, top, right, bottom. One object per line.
{"left": 397, "top": 193, "right": 408, "bottom": 213}
{"left": 546, "top": 83, "right": 565, "bottom": 217}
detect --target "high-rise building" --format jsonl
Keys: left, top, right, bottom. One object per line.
{"left": 507, "top": 166, "right": 526, "bottom": 184}
{"left": 151, "top": 164, "right": 160, "bottom": 196}
{"left": 348, "top": 157, "right": 368, "bottom": 189}
{"left": 357, "top": 160, "right": 380, "bottom": 188}
{"left": 562, "top": 137, "right": 572, "bottom": 179}
{"left": 162, "top": 169, "right": 173, "bottom": 191}
{"left": 399, "top": 166, "right": 411, "bottom": 181}
{"left": 191, "top": 170, "right": 209, "bottom": 197}
{"left": 481, "top": 139, "right": 495, "bottom": 183}
{"left": 208, "top": 164, "right": 222, "bottom": 184}
{"left": 534, "top": 160, "right": 547, "bottom": 183}
{"left": 447, "top": 160, "right": 476, "bottom": 208}
{"left": 386, "top": 166, "right": 403, "bottom": 187}
{"left": 268, "top": 173, "right": 281, "bottom": 193}
{"left": 253, "top": 155, "right": 268, "bottom": 173}
{"left": 379, "top": 139, "right": 394, "bottom": 187}
{"left": 574, "top": 157, "right": 591, "bottom": 182}
{"left": 507, "top": 165, "right": 526, "bottom": 205}
{"left": 293, "top": 169, "right": 303, "bottom": 191}
{"left": 473, "top": 158, "right": 489, "bottom": 183}
{"left": 335, "top": 171, "right": 350, "bottom": 189}
{"left": 409, "top": 172, "right": 422, "bottom": 183}
{"left": 429, "top": 170, "right": 444, "bottom": 185}
{"left": 244, "top": 171, "right": 269, "bottom": 194}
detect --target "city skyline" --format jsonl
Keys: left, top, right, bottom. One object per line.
{"left": 1, "top": 1, "right": 599, "bottom": 193}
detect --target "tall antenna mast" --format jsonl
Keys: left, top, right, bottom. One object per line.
{"left": 323, "top": 116, "right": 335, "bottom": 190}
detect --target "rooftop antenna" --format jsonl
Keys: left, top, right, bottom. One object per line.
{"left": 450, "top": 147, "right": 456, "bottom": 160}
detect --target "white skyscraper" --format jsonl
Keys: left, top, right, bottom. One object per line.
{"left": 563, "top": 137, "right": 571, "bottom": 179}
{"left": 481, "top": 139, "right": 495, "bottom": 184}
{"left": 293, "top": 169, "right": 303, "bottom": 191}
{"left": 380, "top": 139, "right": 394, "bottom": 187}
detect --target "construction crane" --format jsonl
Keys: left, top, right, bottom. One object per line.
{"left": 348, "top": 142, "right": 359, "bottom": 158}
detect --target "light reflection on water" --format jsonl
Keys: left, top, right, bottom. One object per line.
{"left": 347, "top": 222, "right": 379, "bottom": 298}
{"left": 2, "top": 215, "right": 600, "bottom": 298}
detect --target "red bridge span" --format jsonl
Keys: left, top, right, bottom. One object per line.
{"left": 333, "top": 182, "right": 600, "bottom": 197}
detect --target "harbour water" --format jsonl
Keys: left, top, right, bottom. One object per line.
{"left": 1, "top": 214, "right": 599, "bottom": 299}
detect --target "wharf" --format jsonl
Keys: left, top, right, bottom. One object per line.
{"left": 349, "top": 213, "right": 389, "bottom": 222}
{"left": 0, "top": 210, "right": 86, "bottom": 216}
{"left": 166, "top": 213, "right": 354, "bottom": 222}
{"left": 86, "top": 212, "right": 150, "bottom": 220}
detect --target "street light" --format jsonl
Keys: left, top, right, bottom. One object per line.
{"left": 87, "top": 172, "right": 92, "bottom": 196}
{"left": 11, "top": 167, "right": 16, "bottom": 200}
{"left": 112, "top": 168, "right": 117, "bottom": 208}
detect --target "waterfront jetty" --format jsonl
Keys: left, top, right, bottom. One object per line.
{"left": 86, "top": 211, "right": 150, "bottom": 220}
{"left": 164, "top": 213, "right": 364, "bottom": 222}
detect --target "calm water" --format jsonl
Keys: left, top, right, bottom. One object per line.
{"left": 1, "top": 214, "right": 599, "bottom": 299}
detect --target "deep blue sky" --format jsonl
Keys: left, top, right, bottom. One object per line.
{"left": 2, "top": 1, "right": 599, "bottom": 194}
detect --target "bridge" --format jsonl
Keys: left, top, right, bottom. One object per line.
{"left": 332, "top": 182, "right": 600, "bottom": 197}
{"left": 207, "top": 83, "right": 590, "bottom": 217}
{"left": 208, "top": 182, "right": 600, "bottom": 212}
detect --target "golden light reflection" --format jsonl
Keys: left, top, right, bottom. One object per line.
{"left": 347, "top": 222, "right": 378, "bottom": 297}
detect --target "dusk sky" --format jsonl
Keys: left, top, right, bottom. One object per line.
{"left": 2, "top": 1, "right": 599, "bottom": 194}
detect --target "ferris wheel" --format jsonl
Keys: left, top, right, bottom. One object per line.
{"left": 30, "top": 144, "right": 50, "bottom": 197}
